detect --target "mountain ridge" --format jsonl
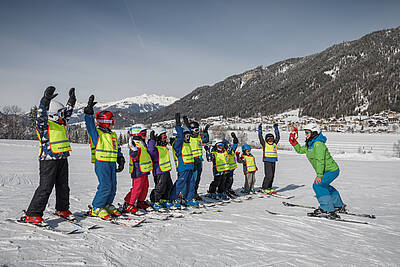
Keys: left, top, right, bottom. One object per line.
{"left": 145, "top": 26, "right": 400, "bottom": 123}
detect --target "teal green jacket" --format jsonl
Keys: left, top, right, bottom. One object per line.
{"left": 293, "top": 133, "right": 338, "bottom": 178}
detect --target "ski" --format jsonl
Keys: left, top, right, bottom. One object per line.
{"left": 76, "top": 211, "right": 146, "bottom": 228}
{"left": 282, "top": 201, "right": 376, "bottom": 219}
{"left": 50, "top": 212, "right": 101, "bottom": 230}
{"left": 265, "top": 210, "right": 369, "bottom": 225}
{"left": 6, "top": 218, "right": 81, "bottom": 235}
{"left": 269, "top": 193, "right": 294, "bottom": 199}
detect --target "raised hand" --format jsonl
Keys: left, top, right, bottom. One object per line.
{"left": 67, "top": 88, "right": 76, "bottom": 106}
{"left": 84, "top": 95, "right": 97, "bottom": 115}
{"left": 40, "top": 86, "right": 58, "bottom": 110}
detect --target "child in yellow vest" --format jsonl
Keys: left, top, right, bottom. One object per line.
{"left": 258, "top": 123, "right": 280, "bottom": 194}
{"left": 205, "top": 139, "right": 230, "bottom": 200}
{"left": 122, "top": 124, "right": 154, "bottom": 214}
{"left": 84, "top": 95, "right": 125, "bottom": 220}
{"left": 24, "top": 86, "right": 76, "bottom": 226}
{"left": 236, "top": 144, "right": 258, "bottom": 193}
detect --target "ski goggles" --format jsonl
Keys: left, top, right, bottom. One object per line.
{"left": 216, "top": 143, "right": 224, "bottom": 150}
{"left": 192, "top": 128, "right": 200, "bottom": 135}
{"left": 139, "top": 130, "right": 147, "bottom": 139}
{"left": 96, "top": 118, "right": 115, "bottom": 126}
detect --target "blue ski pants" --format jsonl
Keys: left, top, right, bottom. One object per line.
{"left": 170, "top": 170, "right": 195, "bottom": 201}
{"left": 313, "top": 168, "right": 343, "bottom": 212}
{"left": 92, "top": 160, "right": 117, "bottom": 209}
{"left": 182, "top": 157, "right": 202, "bottom": 196}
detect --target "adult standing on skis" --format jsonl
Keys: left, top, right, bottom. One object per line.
{"left": 183, "top": 116, "right": 210, "bottom": 201}
{"left": 23, "top": 86, "right": 76, "bottom": 226}
{"left": 289, "top": 123, "right": 345, "bottom": 219}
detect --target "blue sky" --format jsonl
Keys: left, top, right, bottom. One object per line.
{"left": 0, "top": 0, "right": 399, "bottom": 110}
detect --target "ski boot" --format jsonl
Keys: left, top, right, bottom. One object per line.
{"left": 56, "top": 210, "right": 76, "bottom": 221}
{"left": 228, "top": 189, "right": 239, "bottom": 197}
{"left": 172, "top": 200, "right": 181, "bottom": 209}
{"left": 186, "top": 199, "right": 199, "bottom": 208}
{"left": 225, "top": 191, "right": 233, "bottom": 199}
{"left": 194, "top": 194, "right": 203, "bottom": 201}
{"left": 307, "top": 208, "right": 331, "bottom": 218}
{"left": 218, "top": 193, "right": 229, "bottom": 200}
{"left": 335, "top": 205, "right": 347, "bottom": 213}
{"left": 137, "top": 201, "right": 153, "bottom": 212}
{"left": 268, "top": 188, "right": 277, "bottom": 194}
{"left": 122, "top": 202, "right": 139, "bottom": 214}
{"left": 206, "top": 193, "right": 218, "bottom": 199}
{"left": 89, "top": 208, "right": 113, "bottom": 220}
{"left": 105, "top": 204, "right": 122, "bottom": 217}
{"left": 160, "top": 199, "right": 173, "bottom": 209}
{"left": 21, "top": 216, "right": 49, "bottom": 227}
{"left": 241, "top": 189, "right": 250, "bottom": 194}
{"left": 326, "top": 211, "right": 341, "bottom": 220}
{"left": 250, "top": 188, "right": 256, "bottom": 194}
{"left": 152, "top": 202, "right": 163, "bottom": 211}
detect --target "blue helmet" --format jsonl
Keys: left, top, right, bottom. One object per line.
{"left": 242, "top": 144, "right": 251, "bottom": 152}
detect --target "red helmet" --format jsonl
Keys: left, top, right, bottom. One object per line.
{"left": 95, "top": 110, "right": 115, "bottom": 128}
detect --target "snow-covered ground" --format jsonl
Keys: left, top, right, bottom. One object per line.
{"left": 0, "top": 133, "right": 400, "bottom": 266}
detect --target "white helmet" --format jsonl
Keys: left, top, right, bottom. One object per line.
{"left": 304, "top": 123, "right": 321, "bottom": 133}
{"left": 48, "top": 100, "right": 66, "bottom": 121}
{"left": 154, "top": 127, "right": 167, "bottom": 137}
{"left": 172, "top": 128, "right": 178, "bottom": 137}
{"left": 129, "top": 124, "right": 147, "bottom": 137}
{"left": 211, "top": 139, "right": 224, "bottom": 145}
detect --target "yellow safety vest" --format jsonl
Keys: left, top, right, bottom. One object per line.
{"left": 156, "top": 146, "right": 172, "bottom": 172}
{"left": 243, "top": 155, "right": 257, "bottom": 173}
{"left": 190, "top": 135, "right": 203, "bottom": 158}
{"left": 172, "top": 141, "right": 194, "bottom": 169}
{"left": 90, "top": 129, "right": 118, "bottom": 163}
{"left": 129, "top": 141, "right": 153, "bottom": 173}
{"left": 212, "top": 151, "right": 229, "bottom": 172}
{"left": 228, "top": 150, "right": 237, "bottom": 170}
{"left": 264, "top": 142, "right": 277, "bottom": 158}
{"left": 46, "top": 120, "right": 72, "bottom": 154}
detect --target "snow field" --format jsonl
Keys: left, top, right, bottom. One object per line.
{"left": 0, "top": 135, "right": 399, "bottom": 266}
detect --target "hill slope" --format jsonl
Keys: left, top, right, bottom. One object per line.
{"left": 146, "top": 27, "right": 400, "bottom": 122}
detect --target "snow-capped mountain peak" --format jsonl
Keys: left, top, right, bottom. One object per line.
{"left": 75, "top": 94, "right": 178, "bottom": 113}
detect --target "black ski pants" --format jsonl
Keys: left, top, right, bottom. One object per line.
{"left": 26, "top": 159, "right": 70, "bottom": 217}
{"left": 150, "top": 172, "right": 173, "bottom": 203}
{"left": 208, "top": 173, "right": 227, "bottom": 194}
{"left": 262, "top": 161, "right": 276, "bottom": 189}
{"left": 193, "top": 157, "right": 203, "bottom": 196}
{"left": 224, "top": 171, "right": 234, "bottom": 192}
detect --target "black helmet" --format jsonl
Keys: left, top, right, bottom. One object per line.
{"left": 189, "top": 121, "right": 199, "bottom": 129}
{"left": 265, "top": 133, "right": 274, "bottom": 141}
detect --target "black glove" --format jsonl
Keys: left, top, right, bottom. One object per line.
{"left": 116, "top": 156, "right": 125, "bottom": 173}
{"left": 150, "top": 130, "right": 156, "bottom": 140}
{"left": 175, "top": 113, "right": 181, "bottom": 126}
{"left": 273, "top": 123, "right": 279, "bottom": 130}
{"left": 231, "top": 132, "right": 239, "bottom": 144}
{"left": 67, "top": 88, "right": 76, "bottom": 107}
{"left": 84, "top": 95, "right": 97, "bottom": 115}
{"left": 40, "top": 86, "right": 58, "bottom": 110}
{"left": 183, "top": 116, "right": 190, "bottom": 128}
{"left": 204, "top": 124, "right": 211, "bottom": 133}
